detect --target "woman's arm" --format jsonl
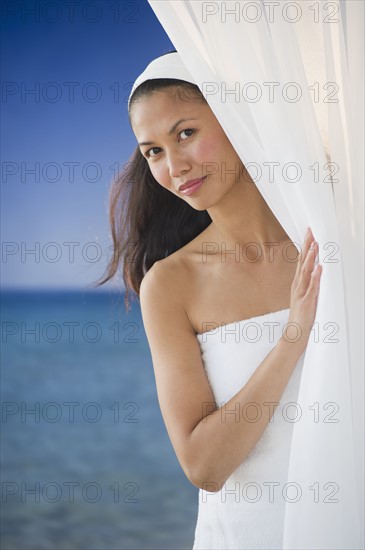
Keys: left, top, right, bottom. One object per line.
{"left": 186, "top": 335, "right": 302, "bottom": 491}
{"left": 140, "top": 231, "right": 321, "bottom": 491}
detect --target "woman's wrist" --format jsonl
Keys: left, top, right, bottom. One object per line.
{"left": 276, "top": 334, "right": 306, "bottom": 364}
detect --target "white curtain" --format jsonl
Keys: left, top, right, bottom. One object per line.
{"left": 148, "top": 1, "right": 364, "bottom": 548}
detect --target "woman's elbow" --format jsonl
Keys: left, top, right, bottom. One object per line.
{"left": 178, "top": 440, "right": 226, "bottom": 491}
{"left": 185, "top": 461, "right": 225, "bottom": 492}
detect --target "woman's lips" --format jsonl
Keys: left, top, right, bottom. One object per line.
{"left": 179, "top": 176, "right": 206, "bottom": 196}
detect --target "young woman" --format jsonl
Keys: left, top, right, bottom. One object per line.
{"left": 96, "top": 51, "right": 322, "bottom": 549}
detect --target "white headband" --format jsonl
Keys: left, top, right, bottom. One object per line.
{"left": 128, "top": 52, "right": 196, "bottom": 110}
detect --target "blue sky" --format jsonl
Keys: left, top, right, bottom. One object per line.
{"left": 1, "top": 0, "right": 174, "bottom": 290}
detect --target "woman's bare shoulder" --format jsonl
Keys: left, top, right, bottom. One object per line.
{"left": 140, "top": 253, "right": 191, "bottom": 304}
{"left": 140, "top": 225, "right": 214, "bottom": 325}
{"left": 151, "top": 225, "right": 213, "bottom": 278}
{"left": 139, "top": 249, "right": 198, "bottom": 340}
{"left": 146, "top": 231, "right": 205, "bottom": 284}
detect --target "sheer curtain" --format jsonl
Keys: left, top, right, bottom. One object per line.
{"left": 148, "top": 1, "right": 364, "bottom": 548}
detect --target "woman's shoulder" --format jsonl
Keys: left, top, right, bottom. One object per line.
{"left": 141, "top": 225, "right": 212, "bottom": 301}
{"left": 140, "top": 247, "right": 188, "bottom": 296}
{"left": 139, "top": 244, "right": 197, "bottom": 334}
{"left": 159, "top": 222, "right": 211, "bottom": 265}
{"left": 155, "top": 227, "right": 211, "bottom": 278}
{"left": 145, "top": 249, "right": 192, "bottom": 290}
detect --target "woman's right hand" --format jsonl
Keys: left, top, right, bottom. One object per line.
{"left": 284, "top": 227, "right": 323, "bottom": 355}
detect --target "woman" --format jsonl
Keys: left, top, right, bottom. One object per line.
{"left": 96, "top": 51, "right": 322, "bottom": 549}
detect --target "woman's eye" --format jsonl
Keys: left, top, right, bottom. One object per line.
{"left": 179, "top": 129, "right": 195, "bottom": 140}
{"left": 144, "top": 129, "right": 195, "bottom": 158}
{"left": 146, "top": 147, "right": 161, "bottom": 158}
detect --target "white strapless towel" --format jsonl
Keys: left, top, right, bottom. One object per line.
{"left": 193, "top": 308, "right": 304, "bottom": 550}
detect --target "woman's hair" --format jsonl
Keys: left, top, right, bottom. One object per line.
{"left": 93, "top": 52, "right": 212, "bottom": 311}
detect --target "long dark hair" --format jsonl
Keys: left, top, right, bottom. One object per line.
{"left": 93, "top": 54, "right": 212, "bottom": 311}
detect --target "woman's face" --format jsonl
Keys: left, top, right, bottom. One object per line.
{"left": 130, "top": 88, "right": 244, "bottom": 209}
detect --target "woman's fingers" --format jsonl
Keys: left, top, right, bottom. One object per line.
{"left": 287, "top": 227, "right": 323, "bottom": 353}
{"left": 304, "top": 259, "right": 322, "bottom": 301}
{"left": 298, "top": 229, "right": 318, "bottom": 290}
{"left": 297, "top": 229, "right": 323, "bottom": 305}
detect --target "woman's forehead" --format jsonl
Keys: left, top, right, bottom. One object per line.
{"left": 131, "top": 88, "right": 200, "bottom": 116}
{"left": 131, "top": 92, "right": 208, "bottom": 135}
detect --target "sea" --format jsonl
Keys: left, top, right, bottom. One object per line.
{"left": 1, "top": 288, "right": 199, "bottom": 549}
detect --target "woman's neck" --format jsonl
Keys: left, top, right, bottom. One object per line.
{"left": 206, "top": 175, "right": 290, "bottom": 253}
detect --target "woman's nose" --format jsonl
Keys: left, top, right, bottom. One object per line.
{"left": 166, "top": 150, "right": 191, "bottom": 179}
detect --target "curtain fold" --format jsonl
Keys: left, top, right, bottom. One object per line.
{"left": 148, "top": 1, "right": 364, "bottom": 548}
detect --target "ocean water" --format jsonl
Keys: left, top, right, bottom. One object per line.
{"left": 1, "top": 289, "right": 198, "bottom": 549}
